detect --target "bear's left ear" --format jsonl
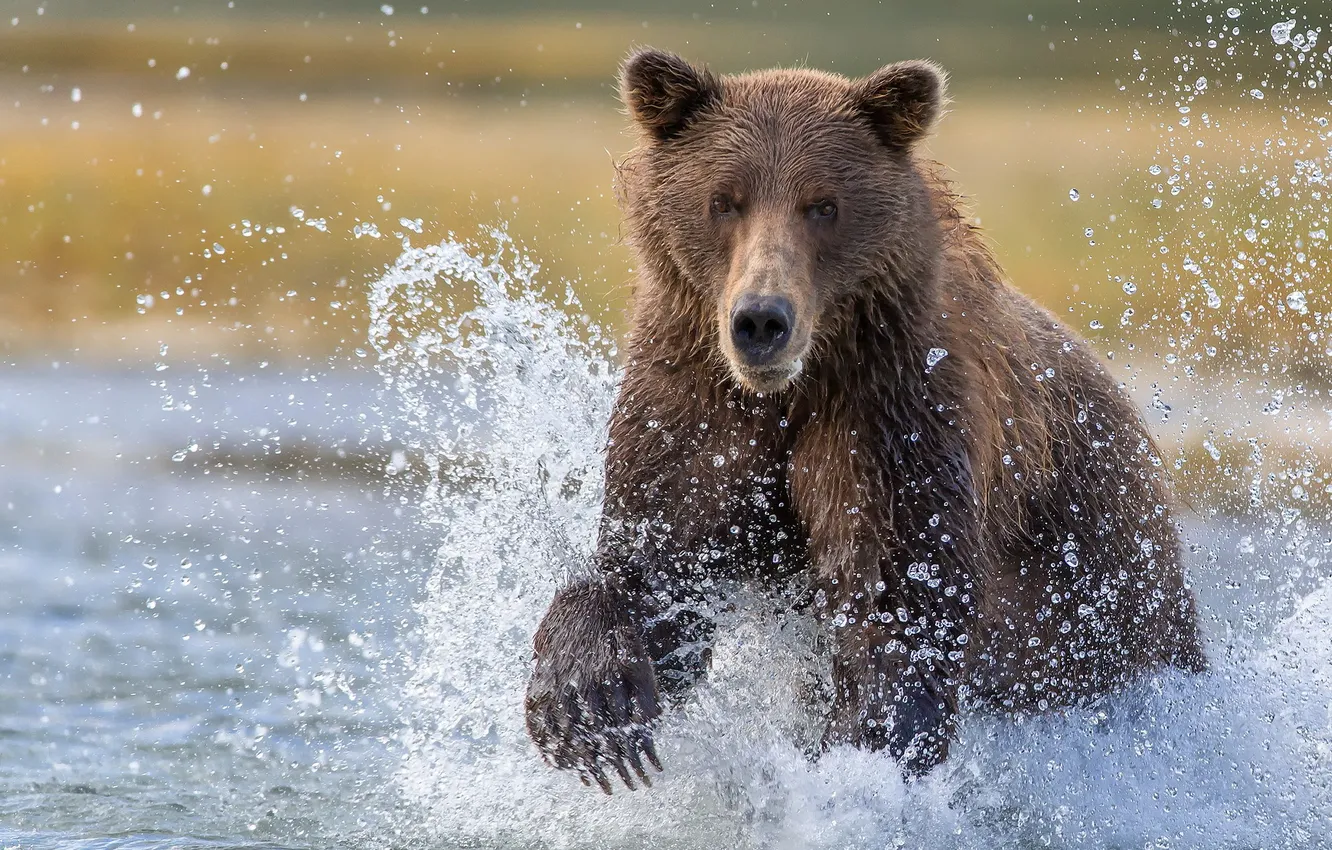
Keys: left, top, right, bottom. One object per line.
{"left": 620, "top": 48, "right": 722, "bottom": 142}
{"left": 852, "top": 60, "right": 946, "bottom": 152}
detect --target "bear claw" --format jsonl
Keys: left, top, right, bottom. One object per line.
{"left": 526, "top": 669, "right": 663, "bottom": 794}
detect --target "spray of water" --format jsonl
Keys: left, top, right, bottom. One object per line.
{"left": 365, "top": 228, "right": 1332, "bottom": 849}
{"left": 1106, "top": 0, "right": 1332, "bottom": 536}
{"left": 365, "top": 6, "right": 1332, "bottom": 845}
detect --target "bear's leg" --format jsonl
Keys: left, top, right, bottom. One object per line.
{"left": 525, "top": 576, "right": 663, "bottom": 792}
{"left": 821, "top": 618, "right": 958, "bottom": 777}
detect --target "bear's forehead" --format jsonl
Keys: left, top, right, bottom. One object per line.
{"left": 697, "top": 70, "right": 872, "bottom": 152}
{"left": 673, "top": 70, "right": 874, "bottom": 170}
{"left": 721, "top": 69, "right": 856, "bottom": 120}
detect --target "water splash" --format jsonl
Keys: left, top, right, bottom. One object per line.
{"left": 1097, "top": 0, "right": 1332, "bottom": 534}
{"left": 371, "top": 231, "right": 1332, "bottom": 848}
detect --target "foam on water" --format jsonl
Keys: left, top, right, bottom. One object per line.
{"left": 369, "top": 230, "right": 1332, "bottom": 849}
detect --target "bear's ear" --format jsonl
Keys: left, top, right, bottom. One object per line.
{"left": 852, "top": 60, "right": 946, "bottom": 152}
{"left": 620, "top": 48, "right": 721, "bottom": 142}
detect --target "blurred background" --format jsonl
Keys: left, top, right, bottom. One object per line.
{"left": 0, "top": 0, "right": 1224, "bottom": 360}
{"left": 2, "top": 1, "right": 1331, "bottom": 847}
{"left": 2, "top": 0, "right": 1327, "bottom": 509}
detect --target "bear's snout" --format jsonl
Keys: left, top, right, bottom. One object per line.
{"left": 730, "top": 294, "right": 794, "bottom": 365}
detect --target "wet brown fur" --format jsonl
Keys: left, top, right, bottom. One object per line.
{"left": 526, "top": 49, "right": 1206, "bottom": 790}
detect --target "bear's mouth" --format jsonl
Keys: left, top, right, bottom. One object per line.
{"left": 719, "top": 293, "right": 811, "bottom": 394}
{"left": 731, "top": 357, "right": 804, "bottom": 393}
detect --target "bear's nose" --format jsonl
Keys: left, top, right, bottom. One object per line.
{"left": 730, "top": 295, "right": 794, "bottom": 364}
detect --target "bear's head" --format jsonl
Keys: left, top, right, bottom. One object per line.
{"left": 618, "top": 49, "right": 947, "bottom": 393}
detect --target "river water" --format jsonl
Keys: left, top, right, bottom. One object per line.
{"left": 0, "top": 361, "right": 422, "bottom": 848}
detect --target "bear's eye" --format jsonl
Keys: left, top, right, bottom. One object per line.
{"left": 710, "top": 195, "right": 737, "bottom": 217}
{"left": 809, "top": 200, "right": 838, "bottom": 221}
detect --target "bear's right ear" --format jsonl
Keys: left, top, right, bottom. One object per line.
{"left": 852, "top": 60, "right": 946, "bottom": 152}
{"left": 620, "top": 48, "right": 721, "bottom": 142}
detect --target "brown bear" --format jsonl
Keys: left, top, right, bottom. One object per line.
{"left": 524, "top": 48, "right": 1206, "bottom": 794}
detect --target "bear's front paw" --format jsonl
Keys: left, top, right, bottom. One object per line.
{"left": 525, "top": 640, "right": 663, "bottom": 794}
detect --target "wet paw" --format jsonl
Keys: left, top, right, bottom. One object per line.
{"left": 525, "top": 578, "right": 664, "bottom": 793}
{"left": 526, "top": 660, "right": 663, "bottom": 793}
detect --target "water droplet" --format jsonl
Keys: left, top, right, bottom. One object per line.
{"left": 1226, "top": 7, "right": 1240, "bottom": 18}
{"left": 131, "top": 102, "right": 143, "bottom": 118}
{"left": 924, "top": 347, "right": 949, "bottom": 369}
{"left": 1249, "top": 88, "right": 1265, "bottom": 100}
{"left": 1244, "top": 228, "right": 1258, "bottom": 243}
{"left": 712, "top": 454, "right": 726, "bottom": 467}
{"left": 1122, "top": 280, "right": 1138, "bottom": 295}
{"left": 1286, "top": 290, "right": 1308, "bottom": 313}
{"left": 70, "top": 87, "right": 81, "bottom": 102}
{"left": 1068, "top": 188, "right": 1080, "bottom": 201}
{"left": 176, "top": 66, "right": 191, "bottom": 80}
{"left": 1271, "top": 19, "right": 1296, "bottom": 45}
{"left": 907, "top": 562, "right": 930, "bottom": 581}
{"left": 1064, "top": 551, "right": 1080, "bottom": 568}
